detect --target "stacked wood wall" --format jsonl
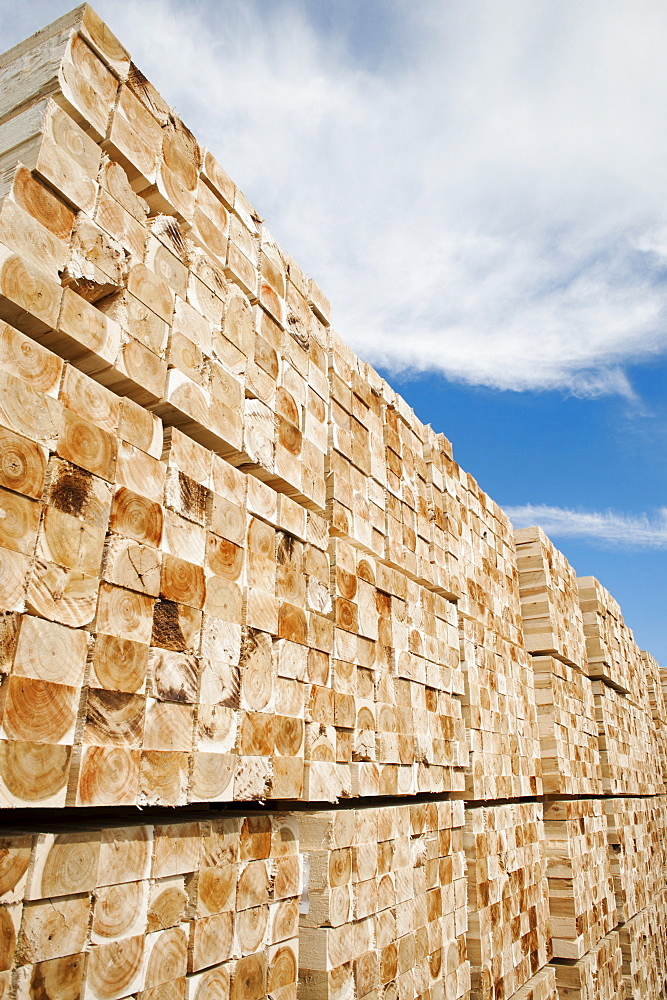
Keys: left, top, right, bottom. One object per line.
{"left": 513, "top": 527, "right": 667, "bottom": 1000}
{"left": 0, "top": 7, "right": 665, "bottom": 1000}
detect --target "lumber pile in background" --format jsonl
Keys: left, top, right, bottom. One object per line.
{"left": 643, "top": 651, "right": 667, "bottom": 783}
{"left": 0, "top": 7, "right": 666, "bottom": 1000}
{"left": 514, "top": 527, "right": 586, "bottom": 670}
{"left": 590, "top": 680, "right": 660, "bottom": 796}
{"left": 513, "top": 530, "right": 602, "bottom": 800}
{"left": 513, "top": 526, "right": 667, "bottom": 999}
{"left": 459, "top": 616, "right": 542, "bottom": 803}
{"left": 464, "top": 802, "right": 552, "bottom": 1000}
{"left": 577, "top": 577, "right": 646, "bottom": 707}
{"left": 513, "top": 528, "right": 667, "bottom": 998}
{"left": 531, "top": 656, "right": 603, "bottom": 796}
{"left": 617, "top": 903, "right": 667, "bottom": 1000}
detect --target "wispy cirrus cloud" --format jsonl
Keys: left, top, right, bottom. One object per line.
{"left": 506, "top": 504, "right": 667, "bottom": 548}
{"left": 4, "top": 0, "right": 667, "bottom": 395}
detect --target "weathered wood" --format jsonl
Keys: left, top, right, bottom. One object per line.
{"left": 13, "top": 954, "right": 87, "bottom": 1000}
{"left": 16, "top": 896, "right": 89, "bottom": 964}
{"left": 37, "top": 497, "right": 101, "bottom": 575}
{"left": 103, "top": 534, "right": 161, "bottom": 595}
{"left": 34, "top": 495, "right": 105, "bottom": 582}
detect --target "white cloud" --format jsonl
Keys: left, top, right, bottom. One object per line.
{"left": 506, "top": 504, "right": 667, "bottom": 548}
{"left": 4, "top": 0, "right": 667, "bottom": 393}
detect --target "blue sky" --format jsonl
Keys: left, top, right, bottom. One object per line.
{"left": 2, "top": 0, "right": 665, "bottom": 660}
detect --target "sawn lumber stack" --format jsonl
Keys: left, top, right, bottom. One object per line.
{"left": 0, "top": 7, "right": 665, "bottom": 1000}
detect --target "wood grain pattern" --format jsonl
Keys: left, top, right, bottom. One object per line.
{"left": 0, "top": 20, "right": 664, "bottom": 997}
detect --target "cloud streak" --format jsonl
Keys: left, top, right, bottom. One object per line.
{"left": 5, "top": 0, "right": 667, "bottom": 394}
{"left": 506, "top": 504, "right": 667, "bottom": 548}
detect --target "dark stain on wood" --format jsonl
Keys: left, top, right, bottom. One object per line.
{"left": 47, "top": 463, "right": 92, "bottom": 518}
{"left": 84, "top": 690, "right": 145, "bottom": 747}
{"left": 0, "top": 611, "right": 20, "bottom": 671}
{"left": 178, "top": 472, "right": 209, "bottom": 524}
{"left": 151, "top": 599, "right": 186, "bottom": 651}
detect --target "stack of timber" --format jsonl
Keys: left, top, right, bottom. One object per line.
{"left": 652, "top": 796, "right": 667, "bottom": 888}
{"left": 459, "top": 618, "right": 542, "bottom": 800}
{"left": 464, "top": 802, "right": 552, "bottom": 1000}
{"left": 458, "top": 475, "right": 523, "bottom": 649}
{"left": 327, "top": 341, "right": 461, "bottom": 600}
{"left": 642, "top": 650, "right": 667, "bottom": 783}
{"left": 531, "top": 656, "right": 602, "bottom": 796}
{"left": 606, "top": 809, "right": 667, "bottom": 1000}
{"left": 507, "top": 968, "right": 559, "bottom": 1000}
{"left": 590, "top": 680, "right": 660, "bottom": 796}
{"left": 514, "top": 527, "right": 586, "bottom": 669}
{"left": 602, "top": 798, "right": 663, "bottom": 924}
{"left": 0, "top": 329, "right": 337, "bottom": 806}
{"left": 298, "top": 800, "right": 470, "bottom": 1000}
{"left": 654, "top": 887, "right": 667, "bottom": 996}
{"left": 377, "top": 373, "right": 432, "bottom": 586}
{"left": 541, "top": 800, "right": 616, "bottom": 961}
{"left": 1, "top": 7, "right": 667, "bottom": 1000}
{"left": 454, "top": 484, "right": 543, "bottom": 804}
{"left": 313, "top": 535, "right": 468, "bottom": 803}
{"left": 327, "top": 335, "right": 388, "bottom": 567}
{"left": 616, "top": 903, "right": 666, "bottom": 1000}
{"left": 0, "top": 318, "right": 471, "bottom": 807}
{"left": 551, "top": 931, "right": 624, "bottom": 1000}
{"left": 513, "top": 531, "right": 601, "bottom": 796}
{"left": 521, "top": 533, "right": 667, "bottom": 997}
{"left": 0, "top": 811, "right": 301, "bottom": 1000}
{"left": 316, "top": 330, "right": 471, "bottom": 802}
{"left": 0, "top": 14, "right": 329, "bottom": 516}
{"left": 576, "top": 577, "right": 647, "bottom": 710}
{"left": 422, "top": 426, "right": 462, "bottom": 598}
{"left": 515, "top": 529, "right": 667, "bottom": 1000}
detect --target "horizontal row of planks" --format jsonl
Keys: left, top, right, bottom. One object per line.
{"left": 0, "top": 6, "right": 666, "bottom": 1000}
{"left": 0, "top": 797, "right": 666, "bottom": 1000}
